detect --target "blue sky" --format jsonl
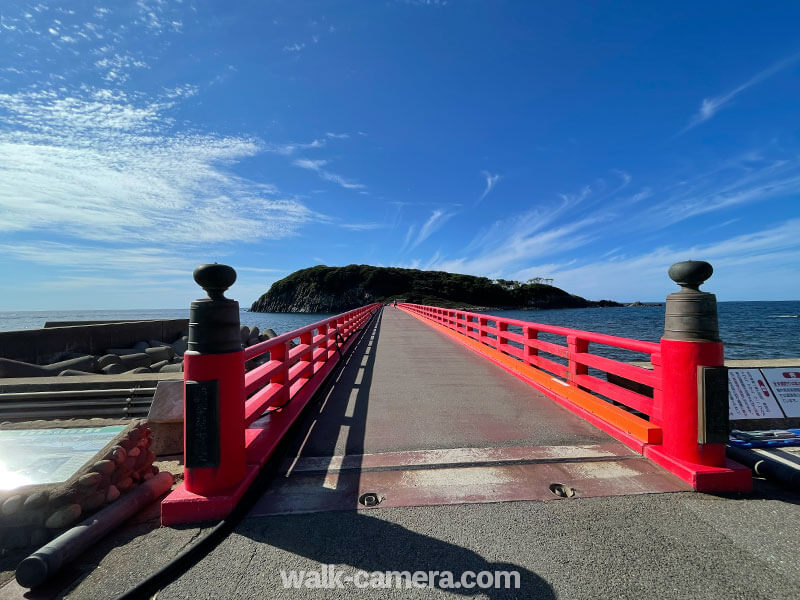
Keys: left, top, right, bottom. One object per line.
{"left": 1, "top": 1, "right": 799, "bottom": 310}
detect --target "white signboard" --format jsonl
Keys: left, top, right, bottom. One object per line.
{"left": 761, "top": 367, "right": 800, "bottom": 418}
{"left": 728, "top": 369, "right": 785, "bottom": 420}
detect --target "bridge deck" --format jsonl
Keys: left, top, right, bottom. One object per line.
{"left": 251, "top": 307, "right": 684, "bottom": 516}
{"left": 26, "top": 308, "right": 800, "bottom": 600}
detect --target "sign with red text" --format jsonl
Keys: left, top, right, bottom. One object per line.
{"left": 728, "top": 369, "right": 785, "bottom": 420}
{"left": 760, "top": 368, "right": 800, "bottom": 418}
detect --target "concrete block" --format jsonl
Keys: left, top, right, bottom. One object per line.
{"left": 97, "top": 354, "right": 121, "bottom": 369}
{"left": 105, "top": 348, "right": 140, "bottom": 356}
{"left": 171, "top": 336, "right": 188, "bottom": 357}
{"left": 119, "top": 353, "right": 152, "bottom": 369}
{"left": 0, "top": 357, "right": 48, "bottom": 378}
{"left": 42, "top": 355, "right": 99, "bottom": 374}
{"left": 0, "top": 319, "right": 189, "bottom": 364}
{"left": 145, "top": 346, "right": 173, "bottom": 362}
{"left": 101, "top": 363, "right": 127, "bottom": 375}
{"left": 148, "top": 380, "right": 183, "bottom": 423}
{"left": 159, "top": 363, "right": 183, "bottom": 373}
{"left": 151, "top": 359, "right": 169, "bottom": 371}
{"left": 58, "top": 369, "right": 96, "bottom": 377}
{"left": 124, "top": 367, "right": 152, "bottom": 374}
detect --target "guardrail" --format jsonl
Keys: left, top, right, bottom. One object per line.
{"left": 242, "top": 305, "right": 379, "bottom": 428}
{"left": 161, "top": 263, "right": 380, "bottom": 525}
{"left": 398, "top": 303, "right": 663, "bottom": 446}
{"left": 397, "top": 262, "right": 752, "bottom": 493}
{"left": 403, "top": 303, "right": 661, "bottom": 414}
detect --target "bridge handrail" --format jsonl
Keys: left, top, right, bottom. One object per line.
{"left": 243, "top": 306, "right": 376, "bottom": 361}
{"left": 163, "top": 300, "right": 381, "bottom": 523}
{"left": 398, "top": 302, "right": 661, "bottom": 423}
{"left": 243, "top": 304, "right": 381, "bottom": 422}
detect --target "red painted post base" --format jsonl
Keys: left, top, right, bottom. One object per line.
{"left": 161, "top": 465, "right": 260, "bottom": 525}
{"left": 644, "top": 445, "right": 752, "bottom": 492}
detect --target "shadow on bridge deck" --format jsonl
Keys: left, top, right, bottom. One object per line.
{"left": 250, "top": 307, "right": 686, "bottom": 518}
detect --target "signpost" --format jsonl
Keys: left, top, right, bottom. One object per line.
{"left": 728, "top": 369, "right": 785, "bottom": 420}
{"left": 728, "top": 367, "right": 800, "bottom": 421}
{"left": 760, "top": 368, "right": 800, "bottom": 418}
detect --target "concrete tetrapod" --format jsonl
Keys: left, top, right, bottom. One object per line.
{"left": 15, "top": 471, "right": 174, "bottom": 589}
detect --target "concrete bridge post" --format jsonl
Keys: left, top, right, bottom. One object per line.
{"left": 659, "top": 260, "right": 725, "bottom": 465}
{"left": 182, "top": 264, "right": 246, "bottom": 496}
{"left": 647, "top": 260, "right": 750, "bottom": 490}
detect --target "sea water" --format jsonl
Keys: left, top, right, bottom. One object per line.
{"left": 0, "top": 301, "right": 797, "bottom": 360}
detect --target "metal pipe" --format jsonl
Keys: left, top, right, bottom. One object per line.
{"left": 0, "top": 407, "right": 150, "bottom": 420}
{"left": 0, "top": 387, "right": 156, "bottom": 401}
{"left": 15, "top": 472, "right": 174, "bottom": 589}
{"left": 726, "top": 445, "right": 800, "bottom": 490}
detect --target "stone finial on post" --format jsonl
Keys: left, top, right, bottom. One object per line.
{"left": 183, "top": 264, "right": 246, "bottom": 496}
{"left": 663, "top": 260, "right": 720, "bottom": 343}
{"left": 645, "top": 260, "right": 751, "bottom": 492}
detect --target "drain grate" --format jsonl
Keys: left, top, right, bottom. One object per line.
{"left": 549, "top": 483, "right": 576, "bottom": 498}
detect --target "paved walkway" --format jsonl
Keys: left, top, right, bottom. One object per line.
{"left": 251, "top": 307, "right": 683, "bottom": 516}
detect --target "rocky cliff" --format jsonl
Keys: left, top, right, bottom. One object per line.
{"left": 249, "top": 265, "right": 620, "bottom": 313}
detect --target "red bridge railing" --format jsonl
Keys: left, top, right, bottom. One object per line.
{"left": 398, "top": 303, "right": 662, "bottom": 444}
{"left": 162, "top": 291, "right": 380, "bottom": 525}
{"left": 242, "top": 305, "right": 378, "bottom": 427}
{"left": 400, "top": 303, "right": 662, "bottom": 422}
{"left": 398, "top": 285, "right": 751, "bottom": 493}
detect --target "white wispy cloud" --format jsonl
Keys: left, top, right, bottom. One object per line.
{"left": 401, "top": 225, "right": 416, "bottom": 251}
{"left": 136, "top": 0, "right": 183, "bottom": 34}
{"left": 283, "top": 42, "right": 305, "bottom": 52}
{"left": 0, "top": 242, "right": 192, "bottom": 275}
{"left": 477, "top": 171, "right": 500, "bottom": 204}
{"left": 94, "top": 53, "right": 149, "bottom": 82}
{"left": 512, "top": 219, "right": 800, "bottom": 302}
{"left": 340, "top": 222, "right": 383, "bottom": 231}
{"left": 418, "top": 152, "right": 800, "bottom": 294}
{"left": 0, "top": 88, "right": 319, "bottom": 246}
{"left": 292, "top": 158, "right": 365, "bottom": 190}
{"left": 643, "top": 154, "right": 800, "bottom": 229}
{"left": 429, "top": 214, "right": 601, "bottom": 277}
{"left": 1, "top": 4, "right": 180, "bottom": 86}
{"left": 681, "top": 52, "right": 800, "bottom": 133}
{"left": 265, "top": 139, "right": 325, "bottom": 155}
{"left": 411, "top": 209, "right": 455, "bottom": 249}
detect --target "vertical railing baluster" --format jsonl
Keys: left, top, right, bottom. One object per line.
{"left": 567, "top": 335, "right": 589, "bottom": 385}
{"left": 524, "top": 326, "right": 538, "bottom": 367}
{"left": 496, "top": 321, "right": 507, "bottom": 353}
